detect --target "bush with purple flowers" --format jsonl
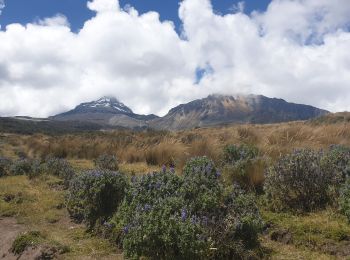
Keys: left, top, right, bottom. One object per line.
{"left": 66, "top": 169, "right": 128, "bottom": 229}
{"left": 94, "top": 154, "right": 119, "bottom": 171}
{"left": 112, "top": 157, "right": 263, "bottom": 259}
{"left": 264, "top": 148, "right": 347, "bottom": 212}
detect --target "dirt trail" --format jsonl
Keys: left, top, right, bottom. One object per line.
{"left": 0, "top": 217, "right": 25, "bottom": 260}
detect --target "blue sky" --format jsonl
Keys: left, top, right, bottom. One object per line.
{"left": 0, "top": 0, "right": 271, "bottom": 32}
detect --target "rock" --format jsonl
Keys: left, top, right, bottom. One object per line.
{"left": 270, "top": 229, "right": 293, "bottom": 245}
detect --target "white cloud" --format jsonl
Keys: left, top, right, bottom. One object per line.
{"left": 0, "top": 0, "right": 350, "bottom": 117}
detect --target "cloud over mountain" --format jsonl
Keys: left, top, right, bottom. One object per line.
{"left": 0, "top": 0, "right": 350, "bottom": 117}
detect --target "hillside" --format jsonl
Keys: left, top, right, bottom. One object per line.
{"left": 52, "top": 94, "right": 328, "bottom": 131}
{"left": 151, "top": 94, "right": 328, "bottom": 130}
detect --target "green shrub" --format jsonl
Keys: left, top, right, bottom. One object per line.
{"left": 222, "top": 144, "right": 259, "bottom": 165}
{"left": 9, "top": 159, "right": 33, "bottom": 176}
{"left": 264, "top": 149, "right": 343, "bottom": 212}
{"left": 221, "top": 144, "right": 266, "bottom": 192}
{"left": 0, "top": 157, "right": 12, "bottom": 177}
{"left": 112, "top": 157, "right": 263, "bottom": 259}
{"left": 66, "top": 169, "right": 128, "bottom": 229}
{"left": 27, "top": 159, "right": 45, "bottom": 179}
{"left": 322, "top": 145, "right": 350, "bottom": 180}
{"left": 11, "top": 231, "right": 43, "bottom": 255}
{"left": 45, "top": 157, "right": 75, "bottom": 188}
{"left": 340, "top": 179, "right": 350, "bottom": 223}
{"left": 94, "top": 154, "right": 119, "bottom": 171}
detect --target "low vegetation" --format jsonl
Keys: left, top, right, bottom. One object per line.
{"left": 112, "top": 157, "right": 263, "bottom": 259}
{"left": 0, "top": 120, "right": 350, "bottom": 258}
{"left": 66, "top": 169, "right": 128, "bottom": 229}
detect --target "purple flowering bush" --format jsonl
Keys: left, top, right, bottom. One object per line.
{"left": 94, "top": 154, "right": 119, "bottom": 171}
{"left": 66, "top": 169, "right": 128, "bottom": 230}
{"left": 112, "top": 157, "right": 263, "bottom": 259}
{"left": 264, "top": 148, "right": 348, "bottom": 212}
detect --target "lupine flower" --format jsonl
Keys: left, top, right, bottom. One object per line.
{"left": 170, "top": 167, "right": 175, "bottom": 174}
{"left": 181, "top": 209, "right": 187, "bottom": 221}
{"left": 143, "top": 204, "right": 152, "bottom": 212}
{"left": 123, "top": 226, "right": 129, "bottom": 234}
{"left": 162, "top": 165, "right": 166, "bottom": 173}
{"left": 131, "top": 176, "right": 137, "bottom": 183}
{"left": 202, "top": 216, "right": 208, "bottom": 226}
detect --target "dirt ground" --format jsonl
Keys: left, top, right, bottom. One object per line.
{"left": 0, "top": 217, "right": 26, "bottom": 260}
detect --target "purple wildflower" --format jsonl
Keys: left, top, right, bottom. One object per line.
{"left": 181, "top": 209, "right": 187, "bottom": 221}
{"left": 123, "top": 226, "right": 129, "bottom": 234}
{"left": 143, "top": 204, "right": 152, "bottom": 212}
{"left": 162, "top": 165, "right": 166, "bottom": 173}
{"left": 131, "top": 176, "right": 137, "bottom": 183}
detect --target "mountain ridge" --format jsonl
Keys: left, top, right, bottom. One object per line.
{"left": 52, "top": 94, "right": 329, "bottom": 130}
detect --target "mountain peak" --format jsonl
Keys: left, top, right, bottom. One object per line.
{"left": 79, "top": 96, "right": 133, "bottom": 114}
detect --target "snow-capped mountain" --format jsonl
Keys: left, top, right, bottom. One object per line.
{"left": 52, "top": 96, "right": 158, "bottom": 128}
{"left": 79, "top": 96, "right": 133, "bottom": 114}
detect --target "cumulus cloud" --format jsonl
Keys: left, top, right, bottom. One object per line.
{"left": 0, "top": 0, "right": 350, "bottom": 117}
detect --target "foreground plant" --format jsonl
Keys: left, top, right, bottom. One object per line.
{"left": 66, "top": 169, "right": 128, "bottom": 230}
{"left": 113, "top": 157, "right": 263, "bottom": 259}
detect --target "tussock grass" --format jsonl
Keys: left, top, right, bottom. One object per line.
{"left": 6, "top": 121, "right": 349, "bottom": 168}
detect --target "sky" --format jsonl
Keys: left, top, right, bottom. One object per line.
{"left": 0, "top": 0, "right": 350, "bottom": 117}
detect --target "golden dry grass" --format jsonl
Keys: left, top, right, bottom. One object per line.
{"left": 3, "top": 121, "right": 348, "bottom": 170}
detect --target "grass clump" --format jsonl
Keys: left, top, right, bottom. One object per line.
{"left": 11, "top": 231, "right": 43, "bottom": 255}
{"left": 221, "top": 144, "right": 266, "bottom": 192}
